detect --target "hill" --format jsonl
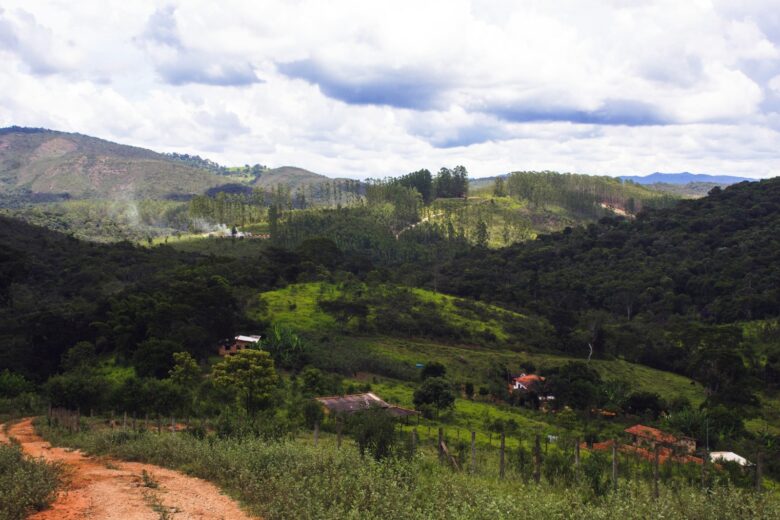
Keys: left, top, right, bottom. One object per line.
{"left": 252, "top": 166, "right": 331, "bottom": 191}
{"left": 0, "top": 126, "right": 226, "bottom": 202}
{"left": 619, "top": 172, "right": 754, "bottom": 185}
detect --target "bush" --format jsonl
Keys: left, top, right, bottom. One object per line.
{"left": 0, "top": 443, "right": 61, "bottom": 520}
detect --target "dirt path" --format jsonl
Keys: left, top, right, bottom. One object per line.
{"left": 1, "top": 418, "right": 258, "bottom": 520}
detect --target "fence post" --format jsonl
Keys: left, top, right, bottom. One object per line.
{"left": 313, "top": 422, "right": 319, "bottom": 447}
{"left": 755, "top": 451, "right": 763, "bottom": 492}
{"left": 157, "top": 415, "right": 162, "bottom": 434}
{"left": 533, "top": 434, "right": 541, "bottom": 484}
{"left": 145, "top": 413, "right": 149, "bottom": 432}
{"left": 111, "top": 410, "right": 115, "bottom": 430}
{"left": 411, "top": 428, "right": 417, "bottom": 454}
{"left": 470, "top": 431, "right": 476, "bottom": 474}
{"left": 171, "top": 416, "right": 175, "bottom": 432}
{"left": 132, "top": 413, "right": 137, "bottom": 431}
{"left": 653, "top": 444, "right": 660, "bottom": 499}
{"left": 611, "top": 440, "right": 618, "bottom": 492}
{"left": 123, "top": 411, "right": 127, "bottom": 430}
{"left": 337, "top": 422, "right": 343, "bottom": 449}
{"left": 701, "top": 449, "right": 707, "bottom": 488}
{"left": 438, "top": 427, "right": 445, "bottom": 461}
{"left": 575, "top": 438, "right": 580, "bottom": 468}
{"left": 499, "top": 431, "right": 506, "bottom": 480}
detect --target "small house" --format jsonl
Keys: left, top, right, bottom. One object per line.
{"left": 218, "top": 334, "right": 261, "bottom": 356}
{"left": 509, "top": 373, "right": 544, "bottom": 392}
{"left": 624, "top": 424, "right": 696, "bottom": 454}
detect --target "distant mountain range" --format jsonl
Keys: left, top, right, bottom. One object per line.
{"left": 618, "top": 172, "right": 754, "bottom": 185}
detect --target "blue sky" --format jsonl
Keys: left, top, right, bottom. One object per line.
{"left": 1, "top": 0, "right": 779, "bottom": 179}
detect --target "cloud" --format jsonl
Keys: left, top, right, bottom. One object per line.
{"left": 138, "top": 5, "right": 261, "bottom": 87}
{"left": 0, "top": 0, "right": 779, "bottom": 179}
{"left": 0, "top": 8, "right": 76, "bottom": 75}
{"left": 278, "top": 59, "right": 443, "bottom": 110}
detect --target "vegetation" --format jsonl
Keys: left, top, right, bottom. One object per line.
{"left": 0, "top": 441, "right": 61, "bottom": 520}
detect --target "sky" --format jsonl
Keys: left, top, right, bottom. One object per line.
{"left": 1, "top": 1, "right": 780, "bottom": 179}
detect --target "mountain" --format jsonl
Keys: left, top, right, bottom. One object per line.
{"left": 252, "top": 166, "right": 334, "bottom": 191}
{"left": 0, "top": 126, "right": 225, "bottom": 202}
{"left": 619, "top": 172, "right": 754, "bottom": 185}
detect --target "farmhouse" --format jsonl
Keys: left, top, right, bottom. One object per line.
{"left": 625, "top": 424, "right": 696, "bottom": 454}
{"left": 217, "top": 334, "right": 261, "bottom": 356}
{"left": 586, "top": 424, "right": 703, "bottom": 465}
{"left": 316, "top": 392, "right": 418, "bottom": 418}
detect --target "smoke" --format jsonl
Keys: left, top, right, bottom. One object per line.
{"left": 191, "top": 217, "right": 230, "bottom": 234}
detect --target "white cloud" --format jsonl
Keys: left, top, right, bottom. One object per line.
{"left": 0, "top": 0, "right": 778, "bottom": 178}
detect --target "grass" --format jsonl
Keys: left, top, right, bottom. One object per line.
{"left": 0, "top": 441, "right": 62, "bottom": 520}
{"left": 35, "top": 419, "right": 780, "bottom": 520}
{"left": 343, "top": 336, "right": 706, "bottom": 407}
{"left": 252, "top": 282, "right": 544, "bottom": 345}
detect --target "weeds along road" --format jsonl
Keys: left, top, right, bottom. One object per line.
{"left": 0, "top": 418, "right": 258, "bottom": 520}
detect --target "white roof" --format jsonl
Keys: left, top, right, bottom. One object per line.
{"left": 235, "top": 335, "right": 261, "bottom": 343}
{"left": 710, "top": 451, "right": 751, "bottom": 466}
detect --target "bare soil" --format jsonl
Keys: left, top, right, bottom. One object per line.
{"left": 1, "top": 418, "right": 258, "bottom": 520}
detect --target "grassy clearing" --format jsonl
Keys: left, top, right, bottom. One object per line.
{"left": 0, "top": 441, "right": 61, "bottom": 520}
{"left": 347, "top": 336, "right": 706, "bottom": 406}
{"left": 35, "top": 420, "right": 779, "bottom": 520}
{"left": 253, "top": 282, "right": 541, "bottom": 345}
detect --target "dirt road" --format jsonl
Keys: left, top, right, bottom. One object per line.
{"left": 1, "top": 418, "right": 258, "bottom": 520}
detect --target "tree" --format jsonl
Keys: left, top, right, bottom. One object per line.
{"left": 413, "top": 377, "right": 455, "bottom": 418}
{"left": 169, "top": 352, "right": 200, "bottom": 388}
{"left": 348, "top": 409, "right": 398, "bottom": 460}
{"left": 420, "top": 361, "right": 446, "bottom": 380}
{"left": 132, "top": 338, "right": 182, "bottom": 379}
{"left": 475, "top": 221, "right": 489, "bottom": 248}
{"left": 493, "top": 177, "right": 507, "bottom": 197}
{"left": 212, "top": 350, "right": 278, "bottom": 416}
{"left": 60, "top": 341, "right": 96, "bottom": 371}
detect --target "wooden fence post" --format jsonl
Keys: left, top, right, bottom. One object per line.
{"left": 470, "top": 431, "right": 476, "bottom": 474}
{"left": 653, "top": 444, "right": 660, "bottom": 499}
{"left": 755, "top": 451, "right": 763, "bottom": 492}
{"left": 313, "top": 422, "right": 319, "bottom": 447}
{"left": 533, "top": 434, "right": 541, "bottom": 484}
{"left": 438, "top": 427, "right": 444, "bottom": 461}
{"left": 499, "top": 431, "right": 506, "bottom": 480}
{"left": 111, "top": 410, "right": 115, "bottom": 430}
{"left": 171, "top": 416, "right": 175, "bottom": 432}
{"left": 411, "top": 428, "right": 417, "bottom": 454}
{"left": 575, "top": 438, "right": 580, "bottom": 468}
{"left": 123, "top": 411, "right": 127, "bottom": 430}
{"left": 611, "top": 440, "right": 618, "bottom": 492}
{"left": 157, "top": 415, "right": 162, "bottom": 434}
{"left": 701, "top": 449, "right": 707, "bottom": 488}
{"left": 337, "top": 422, "right": 343, "bottom": 449}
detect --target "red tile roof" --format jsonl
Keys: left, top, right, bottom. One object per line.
{"left": 624, "top": 424, "right": 679, "bottom": 444}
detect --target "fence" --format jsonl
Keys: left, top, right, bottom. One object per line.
{"left": 44, "top": 407, "right": 765, "bottom": 494}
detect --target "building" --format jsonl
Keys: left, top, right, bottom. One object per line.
{"left": 217, "top": 334, "right": 261, "bottom": 356}
{"left": 625, "top": 424, "right": 696, "bottom": 454}
{"left": 315, "top": 392, "right": 418, "bottom": 418}
{"left": 509, "top": 373, "right": 544, "bottom": 392}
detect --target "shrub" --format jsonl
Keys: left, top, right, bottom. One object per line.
{"left": 0, "top": 443, "right": 61, "bottom": 520}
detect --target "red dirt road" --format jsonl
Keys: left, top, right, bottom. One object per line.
{"left": 1, "top": 418, "right": 258, "bottom": 520}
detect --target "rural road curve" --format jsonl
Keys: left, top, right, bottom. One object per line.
{"left": 0, "top": 418, "right": 259, "bottom": 520}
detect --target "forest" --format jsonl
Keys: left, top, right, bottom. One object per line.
{"left": 1, "top": 171, "right": 779, "bottom": 519}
